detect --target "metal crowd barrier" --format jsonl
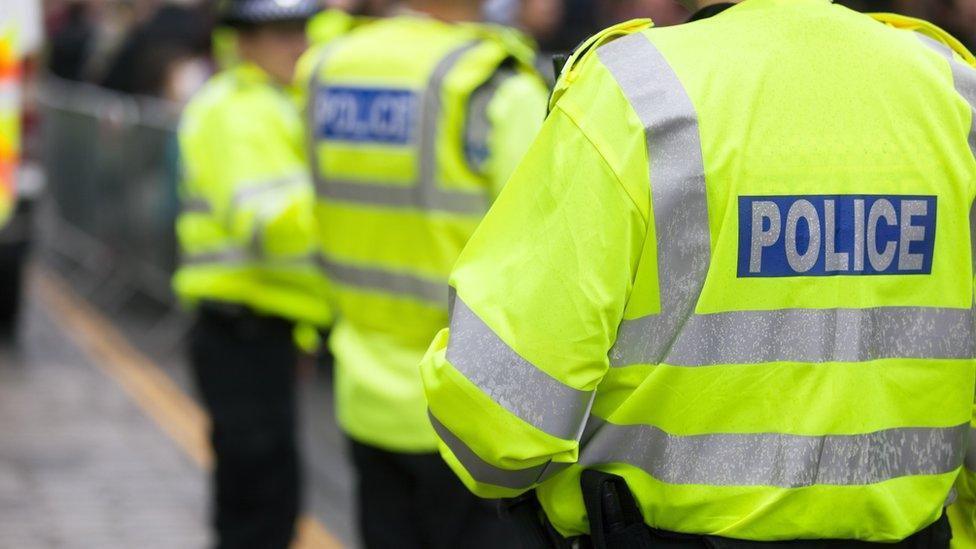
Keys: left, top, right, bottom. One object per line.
{"left": 36, "top": 75, "right": 186, "bottom": 344}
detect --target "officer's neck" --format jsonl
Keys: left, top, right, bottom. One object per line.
{"left": 401, "top": 0, "right": 482, "bottom": 23}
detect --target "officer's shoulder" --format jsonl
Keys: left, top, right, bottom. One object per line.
{"left": 306, "top": 9, "right": 356, "bottom": 46}
{"left": 182, "top": 69, "right": 266, "bottom": 129}
{"left": 549, "top": 18, "right": 654, "bottom": 111}
{"left": 464, "top": 23, "right": 539, "bottom": 69}
{"left": 183, "top": 71, "right": 235, "bottom": 118}
{"left": 868, "top": 12, "right": 976, "bottom": 67}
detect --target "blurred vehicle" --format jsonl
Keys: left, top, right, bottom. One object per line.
{"left": 0, "top": 0, "right": 44, "bottom": 335}
{"left": 0, "top": 165, "right": 43, "bottom": 334}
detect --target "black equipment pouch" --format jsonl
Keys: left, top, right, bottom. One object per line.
{"left": 581, "top": 470, "right": 654, "bottom": 549}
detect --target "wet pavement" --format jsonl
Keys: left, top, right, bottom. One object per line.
{"left": 0, "top": 268, "right": 356, "bottom": 548}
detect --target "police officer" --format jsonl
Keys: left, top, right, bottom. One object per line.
{"left": 421, "top": 1, "right": 976, "bottom": 547}
{"left": 172, "top": 1, "right": 331, "bottom": 546}
{"left": 299, "top": 0, "right": 549, "bottom": 546}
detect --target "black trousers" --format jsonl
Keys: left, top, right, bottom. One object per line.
{"left": 190, "top": 307, "right": 300, "bottom": 549}
{"left": 0, "top": 239, "right": 28, "bottom": 335}
{"left": 350, "top": 439, "right": 520, "bottom": 549}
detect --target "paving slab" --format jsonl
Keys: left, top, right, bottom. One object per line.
{"left": 0, "top": 296, "right": 210, "bottom": 549}
{"left": 0, "top": 271, "right": 357, "bottom": 548}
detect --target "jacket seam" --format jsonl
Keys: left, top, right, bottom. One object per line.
{"left": 552, "top": 103, "right": 650, "bottom": 229}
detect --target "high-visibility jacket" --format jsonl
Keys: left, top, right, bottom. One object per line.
{"left": 421, "top": 0, "right": 976, "bottom": 542}
{"left": 307, "top": 9, "right": 358, "bottom": 46}
{"left": 300, "top": 14, "right": 549, "bottom": 452}
{"left": 173, "top": 63, "right": 332, "bottom": 326}
{"left": 0, "top": 26, "right": 19, "bottom": 228}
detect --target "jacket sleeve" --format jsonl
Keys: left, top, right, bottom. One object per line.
{"left": 420, "top": 102, "right": 647, "bottom": 498}
{"left": 179, "top": 88, "right": 317, "bottom": 260}
{"left": 482, "top": 69, "right": 549, "bottom": 198}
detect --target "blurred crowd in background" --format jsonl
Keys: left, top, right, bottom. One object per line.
{"left": 40, "top": 0, "right": 976, "bottom": 105}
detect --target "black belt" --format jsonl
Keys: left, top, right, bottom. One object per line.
{"left": 196, "top": 301, "right": 294, "bottom": 338}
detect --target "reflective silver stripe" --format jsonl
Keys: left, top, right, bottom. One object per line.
{"left": 318, "top": 178, "right": 487, "bottom": 214}
{"left": 180, "top": 198, "right": 212, "bottom": 214}
{"left": 181, "top": 249, "right": 317, "bottom": 268}
{"left": 415, "top": 41, "right": 490, "bottom": 214}
{"left": 429, "top": 412, "right": 547, "bottom": 490}
{"left": 446, "top": 294, "right": 595, "bottom": 440}
{"left": 917, "top": 34, "right": 976, "bottom": 158}
{"left": 579, "top": 419, "right": 969, "bottom": 488}
{"left": 310, "top": 41, "right": 490, "bottom": 215}
{"left": 463, "top": 67, "right": 516, "bottom": 173}
{"left": 598, "top": 34, "right": 711, "bottom": 366}
{"left": 319, "top": 254, "right": 447, "bottom": 304}
{"left": 180, "top": 175, "right": 309, "bottom": 227}
{"left": 946, "top": 487, "right": 958, "bottom": 507}
{"left": 181, "top": 249, "right": 249, "bottom": 266}
{"left": 307, "top": 43, "right": 341, "bottom": 200}
{"left": 232, "top": 175, "right": 308, "bottom": 207}
{"left": 965, "top": 426, "right": 976, "bottom": 471}
{"left": 611, "top": 306, "right": 976, "bottom": 367}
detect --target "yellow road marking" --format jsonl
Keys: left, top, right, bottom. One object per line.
{"left": 34, "top": 268, "right": 343, "bottom": 549}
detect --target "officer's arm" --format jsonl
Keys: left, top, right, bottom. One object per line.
{"left": 180, "top": 96, "right": 316, "bottom": 260}
{"left": 479, "top": 68, "right": 549, "bottom": 198}
{"left": 421, "top": 70, "right": 647, "bottom": 498}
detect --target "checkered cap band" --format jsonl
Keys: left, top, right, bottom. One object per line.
{"left": 222, "top": 0, "right": 320, "bottom": 25}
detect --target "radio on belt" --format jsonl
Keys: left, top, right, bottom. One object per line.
{"left": 737, "top": 195, "right": 937, "bottom": 278}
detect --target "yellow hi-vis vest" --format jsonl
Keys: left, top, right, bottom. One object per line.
{"left": 307, "top": 9, "right": 358, "bottom": 46}
{"left": 173, "top": 63, "right": 332, "bottom": 326}
{"left": 0, "top": 26, "right": 20, "bottom": 228}
{"left": 421, "top": 0, "right": 976, "bottom": 542}
{"left": 301, "top": 15, "right": 548, "bottom": 451}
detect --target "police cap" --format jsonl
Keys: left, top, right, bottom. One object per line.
{"left": 220, "top": 0, "right": 321, "bottom": 28}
